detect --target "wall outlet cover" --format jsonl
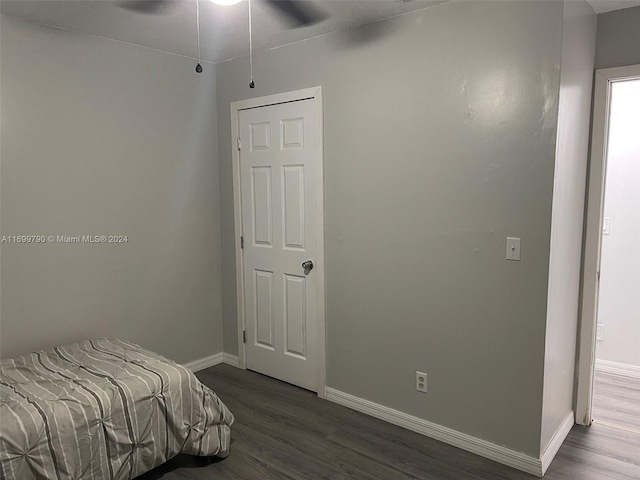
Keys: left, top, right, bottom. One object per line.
{"left": 416, "top": 371, "right": 427, "bottom": 393}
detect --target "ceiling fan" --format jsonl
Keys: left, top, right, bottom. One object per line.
{"left": 119, "top": 0, "right": 328, "bottom": 84}
{"left": 119, "top": 0, "right": 328, "bottom": 28}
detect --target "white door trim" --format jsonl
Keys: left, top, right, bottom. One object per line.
{"left": 575, "top": 65, "right": 640, "bottom": 426}
{"left": 230, "top": 86, "right": 326, "bottom": 398}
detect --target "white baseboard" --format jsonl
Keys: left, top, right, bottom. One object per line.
{"left": 325, "top": 387, "right": 544, "bottom": 477}
{"left": 183, "top": 352, "right": 242, "bottom": 372}
{"left": 595, "top": 359, "right": 640, "bottom": 379}
{"left": 540, "top": 412, "right": 574, "bottom": 475}
{"left": 183, "top": 353, "right": 223, "bottom": 372}
{"left": 222, "top": 353, "right": 240, "bottom": 368}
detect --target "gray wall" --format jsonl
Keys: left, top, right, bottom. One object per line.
{"left": 217, "top": 1, "right": 563, "bottom": 456}
{"left": 595, "top": 5, "right": 640, "bottom": 69}
{"left": 596, "top": 79, "right": 640, "bottom": 368}
{"left": 540, "top": 0, "right": 596, "bottom": 453}
{"left": 0, "top": 16, "right": 223, "bottom": 363}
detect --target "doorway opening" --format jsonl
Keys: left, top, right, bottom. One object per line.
{"left": 576, "top": 65, "right": 640, "bottom": 430}
{"left": 592, "top": 77, "right": 640, "bottom": 432}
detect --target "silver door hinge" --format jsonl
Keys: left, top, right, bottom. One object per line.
{"left": 243, "top": 330, "right": 247, "bottom": 343}
{"left": 597, "top": 271, "right": 600, "bottom": 282}
{"left": 237, "top": 137, "right": 241, "bottom": 150}
{"left": 240, "top": 236, "right": 244, "bottom": 249}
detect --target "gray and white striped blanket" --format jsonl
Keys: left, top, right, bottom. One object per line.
{"left": 0, "top": 338, "right": 234, "bottom": 480}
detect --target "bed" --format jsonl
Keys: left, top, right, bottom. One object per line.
{"left": 0, "top": 338, "right": 234, "bottom": 480}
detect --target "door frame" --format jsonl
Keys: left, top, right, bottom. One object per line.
{"left": 230, "top": 86, "right": 326, "bottom": 397}
{"left": 575, "top": 65, "right": 640, "bottom": 425}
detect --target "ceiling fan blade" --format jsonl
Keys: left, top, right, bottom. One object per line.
{"left": 118, "top": 1, "right": 173, "bottom": 15}
{"left": 264, "top": 0, "right": 327, "bottom": 28}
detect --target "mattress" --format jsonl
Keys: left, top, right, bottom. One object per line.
{"left": 0, "top": 338, "right": 234, "bottom": 480}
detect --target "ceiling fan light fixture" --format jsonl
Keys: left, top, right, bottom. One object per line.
{"left": 211, "top": 0, "right": 243, "bottom": 5}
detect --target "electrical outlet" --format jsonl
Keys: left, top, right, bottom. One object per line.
{"left": 416, "top": 371, "right": 427, "bottom": 393}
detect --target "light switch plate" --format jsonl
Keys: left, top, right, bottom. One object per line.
{"left": 597, "top": 323, "right": 604, "bottom": 341}
{"left": 506, "top": 237, "right": 521, "bottom": 261}
{"left": 603, "top": 217, "right": 611, "bottom": 235}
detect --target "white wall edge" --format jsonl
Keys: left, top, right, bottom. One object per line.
{"left": 596, "top": 359, "right": 640, "bottom": 379}
{"left": 324, "top": 387, "right": 543, "bottom": 477}
{"left": 540, "top": 411, "right": 574, "bottom": 475}
{"left": 222, "top": 353, "right": 240, "bottom": 368}
{"left": 183, "top": 353, "right": 223, "bottom": 373}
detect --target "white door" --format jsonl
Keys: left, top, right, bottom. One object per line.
{"left": 239, "top": 99, "right": 318, "bottom": 391}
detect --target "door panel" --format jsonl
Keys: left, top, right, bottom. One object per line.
{"left": 254, "top": 269, "right": 274, "bottom": 350}
{"left": 284, "top": 274, "right": 307, "bottom": 359}
{"left": 239, "top": 98, "right": 318, "bottom": 391}
{"left": 251, "top": 167, "right": 272, "bottom": 246}
{"left": 282, "top": 165, "right": 305, "bottom": 250}
{"left": 250, "top": 122, "right": 271, "bottom": 151}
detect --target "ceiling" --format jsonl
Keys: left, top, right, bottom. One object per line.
{"left": 586, "top": 0, "right": 640, "bottom": 13}
{"left": 0, "top": 0, "right": 448, "bottom": 64}
{"left": 2, "top": 0, "right": 640, "bottom": 64}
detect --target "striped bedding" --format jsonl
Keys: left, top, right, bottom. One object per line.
{"left": 0, "top": 338, "right": 234, "bottom": 480}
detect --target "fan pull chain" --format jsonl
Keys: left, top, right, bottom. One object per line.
{"left": 195, "top": 0, "right": 203, "bottom": 73}
{"left": 248, "top": 0, "right": 255, "bottom": 88}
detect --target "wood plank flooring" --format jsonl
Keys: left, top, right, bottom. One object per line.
{"left": 592, "top": 370, "right": 640, "bottom": 432}
{"left": 137, "top": 365, "right": 640, "bottom": 480}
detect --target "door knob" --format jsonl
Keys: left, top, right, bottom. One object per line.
{"left": 302, "top": 260, "right": 314, "bottom": 271}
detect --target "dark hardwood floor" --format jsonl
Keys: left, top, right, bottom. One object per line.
{"left": 138, "top": 364, "right": 640, "bottom": 480}
{"left": 592, "top": 370, "right": 640, "bottom": 432}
